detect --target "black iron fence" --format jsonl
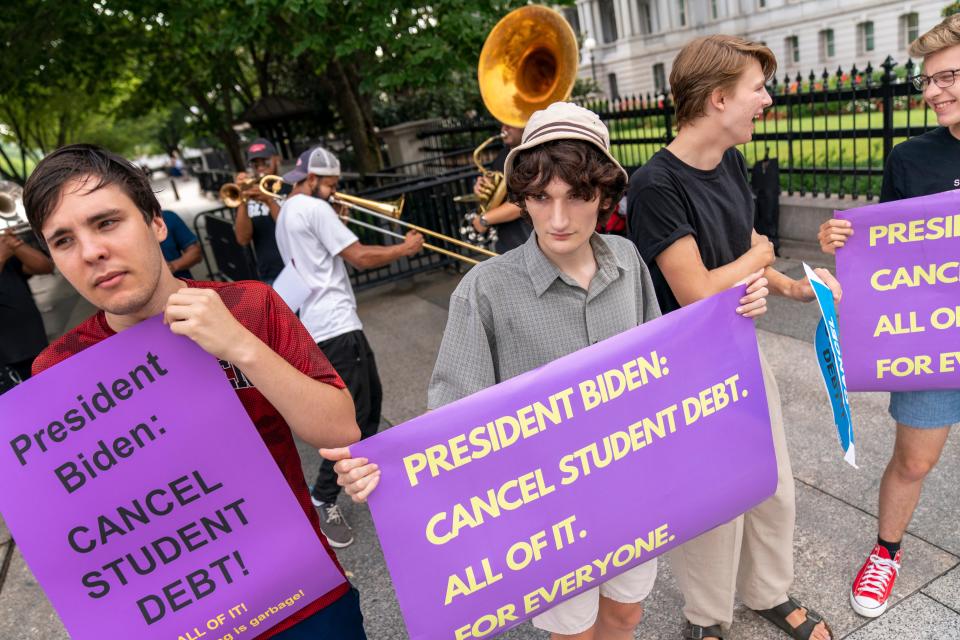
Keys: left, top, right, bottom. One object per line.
{"left": 417, "top": 57, "right": 936, "bottom": 201}
{"left": 198, "top": 57, "right": 937, "bottom": 290}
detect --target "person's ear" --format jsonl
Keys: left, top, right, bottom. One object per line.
{"left": 151, "top": 213, "right": 168, "bottom": 242}
{"left": 709, "top": 86, "right": 727, "bottom": 113}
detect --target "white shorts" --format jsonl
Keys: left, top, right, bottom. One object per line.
{"left": 531, "top": 559, "right": 658, "bottom": 635}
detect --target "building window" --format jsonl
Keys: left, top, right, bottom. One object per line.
{"left": 819, "top": 29, "right": 835, "bottom": 62}
{"left": 637, "top": 0, "right": 654, "bottom": 34}
{"left": 785, "top": 36, "right": 799, "bottom": 65}
{"left": 858, "top": 21, "right": 875, "bottom": 54}
{"left": 562, "top": 7, "right": 581, "bottom": 36}
{"left": 599, "top": 0, "right": 619, "bottom": 43}
{"left": 711, "top": 0, "right": 719, "bottom": 20}
{"left": 653, "top": 63, "right": 667, "bottom": 94}
{"left": 678, "top": 0, "right": 686, "bottom": 27}
{"left": 608, "top": 73, "right": 619, "bottom": 100}
{"left": 900, "top": 13, "right": 919, "bottom": 49}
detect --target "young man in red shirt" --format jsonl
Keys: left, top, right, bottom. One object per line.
{"left": 23, "top": 143, "right": 366, "bottom": 639}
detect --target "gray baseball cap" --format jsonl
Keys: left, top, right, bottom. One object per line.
{"left": 282, "top": 146, "right": 341, "bottom": 184}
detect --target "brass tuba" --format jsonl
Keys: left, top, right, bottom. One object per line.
{"left": 459, "top": 5, "right": 579, "bottom": 246}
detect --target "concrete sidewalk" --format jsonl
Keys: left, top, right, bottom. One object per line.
{"left": 1, "top": 264, "right": 958, "bottom": 639}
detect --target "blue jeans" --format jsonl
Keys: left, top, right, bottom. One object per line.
{"left": 271, "top": 588, "right": 366, "bottom": 639}
{"left": 889, "top": 390, "right": 960, "bottom": 428}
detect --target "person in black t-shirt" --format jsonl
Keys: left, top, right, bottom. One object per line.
{"left": 628, "top": 36, "right": 840, "bottom": 640}
{"left": 234, "top": 138, "right": 285, "bottom": 284}
{"left": 471, "top": 122, "right": 533, "bottom": 253}
{"left": 0, "top": 229, "right": 53, "bottom": 392}
{"left": 818, "top": 14, "right": 960, "bottom": 620}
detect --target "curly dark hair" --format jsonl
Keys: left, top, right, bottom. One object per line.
{"left": 506, "top": 139, "right": 626, "bottom": 227}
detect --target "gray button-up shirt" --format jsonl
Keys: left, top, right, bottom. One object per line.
{"left": 428, "top": 231, "right": 661, "bottom": 410}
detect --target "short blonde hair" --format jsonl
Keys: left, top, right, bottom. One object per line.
{"left": 670, "top": 35, "right": 777, "bottom": 129}
{"left": 910, "top": 14, "right": 960, "bottom": 58}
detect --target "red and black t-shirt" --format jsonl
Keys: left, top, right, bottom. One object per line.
{"left": 33, "top": 279, "right": 351, "bottom": 638}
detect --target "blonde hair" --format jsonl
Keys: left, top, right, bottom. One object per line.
{"left": 670, "top": 35, "right": 777, "bottom": 129}
{"left": 910, "top": 14, "right": 960, "bottom": 58}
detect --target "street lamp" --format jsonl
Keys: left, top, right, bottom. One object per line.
{"left": 583, "top": 36, "right": 597, "bottom": 86}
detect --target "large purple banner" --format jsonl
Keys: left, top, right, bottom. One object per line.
{"left": 353, "top": 288, "right": 777, "bottom": 640}
{"left": 836, "top": 190, "right": 960, "bottom": 391}
{"left": 0, "top": 317, "right": 345, "bottom": 640}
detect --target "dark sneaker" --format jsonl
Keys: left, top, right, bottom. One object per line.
{"left": 850, "top": 544, "right": 901, "bottom": 617}
{"left": 316, "top": 501, "right": 354, "bottom": 548}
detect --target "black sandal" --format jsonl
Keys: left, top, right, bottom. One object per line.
{"left": 754, "top": 596, "right": 833, "bottom": 640}
{"left": 683, "top": 621, "right": 724, "bottom": 639}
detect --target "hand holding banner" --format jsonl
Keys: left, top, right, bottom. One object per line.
{"left": 0, "top": 317, "right": 345, "bottom": 640}
{"left": 353, "top": 288, "right": 778, "bottom": 640}
{"left": 836, "top": 190, "right": 960, "bottom": 391}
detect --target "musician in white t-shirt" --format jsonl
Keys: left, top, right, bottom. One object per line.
{"left": 275, "top": 145, "right": 423, "bottom": 548}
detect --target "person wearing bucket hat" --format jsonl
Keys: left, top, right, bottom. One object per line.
{"left": 276, "top": 145, "right": 423, "bottom": 549}
{"left": 322, "top": 102, "right": 770, "bottom": 639}
{"left": 233, "top": 138, "right": 284, "bottom": 284}
{"left": 627, "top": 36, "right": 839, "bottom": 640}
{"left": 470, "top": 121, "right": 532, "bottom": 252}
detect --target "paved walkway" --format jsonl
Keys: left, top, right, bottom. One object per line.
{"left": 1, "top": 200, "right": 957, "bottom": 638}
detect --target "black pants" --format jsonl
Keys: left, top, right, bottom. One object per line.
{"left": 272, "top": 588, "right": 366, "bottom": 639}
{"left": 312, "top": 330, "right": 383, "bottom": 503}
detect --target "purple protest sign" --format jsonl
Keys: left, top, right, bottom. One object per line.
{"left": 353, "top": 288, "right": 776, "bottom": 640}
{"left": 0, "top": 317, "right": 345, "bottom": 640}
{"left": 836, "top": 190, "right": 960, "bottom": 391}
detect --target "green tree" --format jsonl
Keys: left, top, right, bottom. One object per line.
{"left": 247, "top": 0, "right": 570, "bottom": 171}
{"left": 2, "top": 1, "right": 576, "bottom": 177}
{"left": 0, "top": 1, "right": 146, "bottom": 182}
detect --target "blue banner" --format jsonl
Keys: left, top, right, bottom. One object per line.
{"left": 803, "top": 263, "right": 856, "bottom": 467}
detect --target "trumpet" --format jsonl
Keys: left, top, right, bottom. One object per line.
{"left": 259, "top": 174, "right": 285, "bottom": 200}
{"left": 218, "top": 178, "right": 259, "bottom": 208}
{"left": 256, "top": 175, "right": 496, "bottom": 265}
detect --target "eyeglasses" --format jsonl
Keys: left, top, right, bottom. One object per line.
{"left": 911, "top": 68, "right": 960, "bottom": 91}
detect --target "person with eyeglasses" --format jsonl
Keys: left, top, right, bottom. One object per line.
{"left": 817, "top": 13, "right": 960, "bottom": 620}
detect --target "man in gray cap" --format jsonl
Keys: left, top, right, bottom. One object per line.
{"left": 234, "top": 138, "right": 284, "bottom": 284}
{"left": 276, "top": 145, "right": 423, "bottom": 548}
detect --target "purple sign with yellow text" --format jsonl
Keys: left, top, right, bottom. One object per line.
{"left": 836, "top": 190, "right": 960, "bottom": 391}
{"left": 354, "top": 288, "right": 777, "bottom": 640}
{"left": 0, "top": 317, "right": 345, "bottom": 639}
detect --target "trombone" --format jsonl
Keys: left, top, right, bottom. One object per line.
{"left": 258, "top": 175, "right": 496, "bottom": 265}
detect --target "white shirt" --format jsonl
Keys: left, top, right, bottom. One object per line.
{"left": 275, "top": 193, "right": 362, "bottom": 343}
